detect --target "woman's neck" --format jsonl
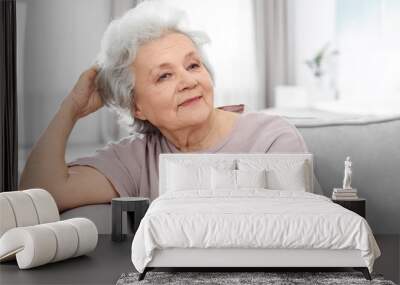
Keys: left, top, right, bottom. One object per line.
{"left": 161, "top": 109, "right": 238, "bottom": 152}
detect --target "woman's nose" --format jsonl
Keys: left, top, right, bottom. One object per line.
{"left": 177, "top": 68, "right": 197, "bottom": 91}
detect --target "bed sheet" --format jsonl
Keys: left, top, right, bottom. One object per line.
{"left": 131, "top": 190, "right": 380, "bottom": 273}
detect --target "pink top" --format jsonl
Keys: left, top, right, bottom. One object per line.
{"left": 67, "top": 112, "right": 308, "bottom": 200}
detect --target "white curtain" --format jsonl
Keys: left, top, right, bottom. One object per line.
{"left": 253, "top": 0, "right": 295, "bottom": 107}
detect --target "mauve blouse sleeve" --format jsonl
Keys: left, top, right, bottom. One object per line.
{"left": 266, "top": 117, "right": 309, "bottom": 153}
{"left": 66, "top": 137, "right": 140, "bottom": 197}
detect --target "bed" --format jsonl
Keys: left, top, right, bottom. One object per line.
{"left": 130, "top": 153, "right": 381, "bottom": 281}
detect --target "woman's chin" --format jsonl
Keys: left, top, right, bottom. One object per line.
{"left": 177, "top": 101, "right": 213, "bottom": 123}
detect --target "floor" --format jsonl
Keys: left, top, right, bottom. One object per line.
{"left": 373, "top": 234, "right": 400, "bottom": 284}
{"left": 0, "top": 234, "right": 398, "bottom": 284}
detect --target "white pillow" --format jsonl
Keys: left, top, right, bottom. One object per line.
{"left": 211, "top": 168, "right": 268, "bottom": 190}
{"left": 167, "top": 163, "right": 211, "bottom": 191}
{"left": 236, "top": 169, "right": 268, "bottom": 189}
{"left": 266, "top": 165, "right": 306, "bottom": 191}
{"left": 211, "top": 168, "right": 236, "bottom": 190}
{"left": 238, "top": 159, "right": 308, "bottom": 192}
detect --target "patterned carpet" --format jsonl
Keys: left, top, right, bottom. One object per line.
{"left": 116, "top": 271, "right": 396, "bottom": 285}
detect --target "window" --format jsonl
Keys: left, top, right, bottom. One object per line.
{"left": 293, "top": 0, "right": 400, "bottom": 115}
{"left": 336, "top": 0, "right": 400, "bottom": 100}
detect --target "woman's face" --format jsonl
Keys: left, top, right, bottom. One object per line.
{"left": 131, "top": 32, "right": 214, "bottom": 132}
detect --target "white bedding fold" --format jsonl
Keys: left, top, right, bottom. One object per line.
{"left": 131, "top": 190, "right": 380, "bottom": 273}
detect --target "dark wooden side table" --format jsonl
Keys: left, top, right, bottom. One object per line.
{"left": 112, "top": 197, "right": 150, "bottom": 242}
{"left": 332, "top": 198, "right": 366, "bottom": 218}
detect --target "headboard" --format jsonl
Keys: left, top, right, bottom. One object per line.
{"left": 159, "top": 153, "right": 313, "bottom": 195}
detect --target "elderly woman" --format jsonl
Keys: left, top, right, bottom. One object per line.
{"left": 19, "top": 1, "right": 308, "bottom": 211}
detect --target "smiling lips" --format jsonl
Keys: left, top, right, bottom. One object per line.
{"left": 178, "top": 96, "right": 202, "bottom": 107}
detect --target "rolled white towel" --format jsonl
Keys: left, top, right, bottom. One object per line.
{"left": 0, "top": 225, "right": 57, "bottom": 267}
{"left": 24, "top": 189, "right": 60, "bottom": 224}
{"left": 0, "top": 196, "right": 17, "bottom": 237}
{"left": 0, "top": 218, "right": 98, "bottom": 269}
{"left": 0, "top": 189, "right": 60, "bottom": 238}
{"left": 63, "top": 218, "right": 98, "bottom": 257}
{"left": 1, "top": 191, "right": 40, "bottom": 228}
{"left": 41, "top": 221, "right": 79, "bottom": 262}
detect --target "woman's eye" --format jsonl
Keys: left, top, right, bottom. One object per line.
{"left": 189, "top": 63, "right": 200, "bottom": 69}
{"left": 157, "top": 73, "right": 171, "bottom": 82}
{"left": 156, "top": 64, "right": 200, "bottom": 83}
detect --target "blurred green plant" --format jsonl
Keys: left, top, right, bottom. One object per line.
{"left": 305, "top": 43, "right": 339, "bottom": 78}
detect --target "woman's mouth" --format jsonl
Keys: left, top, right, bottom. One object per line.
{"left": 178, "top": 96, "right": 202, "bottom": 107}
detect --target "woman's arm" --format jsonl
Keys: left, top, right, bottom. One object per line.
{"left": 19, "top": 67, "right": 118, "bottom": 212}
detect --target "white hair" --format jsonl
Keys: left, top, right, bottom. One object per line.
{"left": 95, "top": 0, "right": 215, "bottom": 134}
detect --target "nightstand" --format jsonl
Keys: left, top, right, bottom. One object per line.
{"left": 111, "top": 197, "right": 150, "bottom": 242}
{"left": 332, "top": 198, "right": 366, "bottom": 218}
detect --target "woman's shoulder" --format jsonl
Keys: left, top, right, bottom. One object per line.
{"left": 238, "top": 111, "right": 296, "bottom": 130}
{"left": 107, "top": 131, "right": 165, "bottom": 151}
{"left": 230, "top": 111, "right": 308, "bottom": 153}
{"left": 103, "top": 133, "right": 145, "bottom": 150}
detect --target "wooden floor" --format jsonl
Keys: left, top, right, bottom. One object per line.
{"left": 373, "top": 234, "right": 400, "bottom": 284}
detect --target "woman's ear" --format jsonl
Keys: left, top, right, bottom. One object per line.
{"left": 133, "top": 101, "right": 147, "bottom": 120}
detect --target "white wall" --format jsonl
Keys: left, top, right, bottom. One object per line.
{"left": 17, "top": 0, "right": 112, "bottom": 148}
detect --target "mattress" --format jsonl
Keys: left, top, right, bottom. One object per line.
{"left": 131, "top": 189, "right": 381, "bottom": 273}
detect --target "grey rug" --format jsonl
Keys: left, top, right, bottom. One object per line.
{"left": 116, "top": 271, "right": 396, "bottom": 285}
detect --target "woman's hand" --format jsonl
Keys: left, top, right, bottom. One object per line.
{"left": 62, "top": 65, "right": 104, "bottom": 120}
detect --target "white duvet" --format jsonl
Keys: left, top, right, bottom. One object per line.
{"left": 131, "top": 190, "right": 381, "bottom": 273}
